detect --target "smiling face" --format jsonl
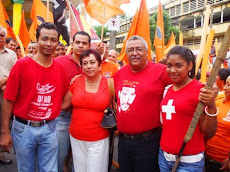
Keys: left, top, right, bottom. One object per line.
{"left": 37, "top": 28, "right": 58, "bottom": 57}
{"left": 166, "top": 54, "right": 193, "bottom": 86}
{"left": 126, "top": 39, "right": 148, "bottom": 72}
{"left": 224, "top": 76, "right": 230, "bottom": 100}
{"left": 81, "top": 54, "right": 101, "bottom": 78}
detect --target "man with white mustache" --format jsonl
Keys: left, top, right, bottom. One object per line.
{"left": 113, "top": 35, "right": 172, "bottom": 172}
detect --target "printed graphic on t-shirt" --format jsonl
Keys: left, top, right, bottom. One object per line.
{"left": 29, "top": 83, "right": 56, "bottom": 119}
{"left": 103, "top": 71, "right": 112, "bottom": 78}
{"left": 118, "top": 80, "right": 139, "bottom": 112}
{"left": 223, "top": 109, "right": 230, "bottom": 122}
{"left": 162, "top": 99, "right": 176, "bottom": 120}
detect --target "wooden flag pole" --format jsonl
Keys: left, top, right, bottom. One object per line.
{"left": 100, "top": 0, "right": 107, "bottom": 41}
{"left": 179, "top": 33, "right": 183, "bottom": 46}
{"left": 171, "top": 25, "right": 230, "bottom": 172}
{"left": 195, "top": 5, "right": 211, "bottom": 75}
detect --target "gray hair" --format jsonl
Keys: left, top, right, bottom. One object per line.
{"left": 0, "top": 26, "right": 7, "bottom": 37}
{"left": 125, "top": 35, "right": 148, "bottom": 52}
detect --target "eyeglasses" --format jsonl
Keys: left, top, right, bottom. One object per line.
{"left": 0, "top": 34, "right": 5, "bottom": 37}
{"left": 126, "top": 47, "right": 145, "bottom": 55}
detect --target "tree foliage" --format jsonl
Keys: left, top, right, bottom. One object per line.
{"left": 93, "top": 26, "right": 108, "bottom": 38}
{"left": 150, "top": 10, "right": 181, "bottom": 49}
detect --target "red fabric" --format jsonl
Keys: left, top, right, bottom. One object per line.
{"left": 55, "top": 54, "right": 83, "bottom": 81}
{"left": 4, "top": 57, "right": 69, "bottom": 121}
{"left": 160, "top": 80, "right": 204, "bottom": 155}
{"left": 69, "top": 76, "right": 110, "bottom": 141}
{"left": 113, "top": 62, "right": 171, "bottom": 134}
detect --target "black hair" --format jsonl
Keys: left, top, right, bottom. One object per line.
{"left": 218, "top": 68, "right": 230, "bottom": 84}
{"left": 166, "top": 45, "right": 196, "bottom": 79}
{"left": 36, "top": 22, "right": 60, "bottom": 41}
{"left": 72, "top": 31, "right": 91, "bottom": 45}
{"left": 80, "top": 49, "right": 101, "bottom": 66}
{"left": 6, "top": 37, "right": 16, "bottom": 44}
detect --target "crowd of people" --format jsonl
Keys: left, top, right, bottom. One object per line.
{"left": 0, "top": 22, "right": 230, "bottom": 172}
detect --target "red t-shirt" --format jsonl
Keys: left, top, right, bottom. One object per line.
{"left": 55, "top": 54, "right": 83, "bottom": 81}
{"left": 69, "top": 76, "right": 110, "bottom": 141}
{"left": 113, "top": 62, "right": 172, "bottom": 134}
{"left": 160, "top": 79, "right": 204, "bottom": 155}
{"left": 4, "top": 57, "right": 69, "bottom": 121}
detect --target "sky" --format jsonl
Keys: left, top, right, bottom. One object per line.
{"left": 121, "top": 0, "right": 168, "bottom": 16}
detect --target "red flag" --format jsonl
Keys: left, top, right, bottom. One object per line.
{"left": 117, "top": 0, "right": 151, "bottom": 64}
{"left": 18, "top": 10, "right": 31, "bottom": 48}
{"left": 0, "top": 0, "right": 16, "bottom": 39}
{"left": 83, "top": 0, "right": 126, "bottom": 25}
{"left": 70, "top": 4, "right": 100, "bottom": 43}
{"left": 153, "top": 0, "right": 164, "bottom": 62}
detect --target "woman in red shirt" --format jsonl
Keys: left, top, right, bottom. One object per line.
{"left": 159, "top": 46, "right": 217, "bottom": 171}
{"left": 62, "top": 49, "right": 110, "bottom": 172}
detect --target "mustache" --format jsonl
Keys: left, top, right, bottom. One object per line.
{"left": 131, "top": 56, "right": 141, "bottom": 60}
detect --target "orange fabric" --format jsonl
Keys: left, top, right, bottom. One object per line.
{"left": 0, "top": 1, "right": 16, "bottom": 39}
{"left": 101, "top": 60, "right": 119, "bottom": 78}
{"left": 153, "top": 0, "right": 164, "bottom": 62}
{"left": 117, "top": 0, "right": 151, "bottom": 64}
{"left": 84, "top": 0, "right": 125, "bottom": 25}
{"left": 205, "top": 98, "right": 230, "bottom": 162}
{"left": 164, "top": 32, "right": 176, "bottom": 55}
{"left": 18, "top": 11, "right": 31, "bottom": 49}
{"left": 69, "top": 76, "right": 110, "bottom": 141}
{"left": 215, "top": 91, "right": 225, "bottom": 101}
{"left": 29, "top": 0, "right": 54, "bottom": 41}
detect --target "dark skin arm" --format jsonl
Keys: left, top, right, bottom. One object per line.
{"left": 0, "top": 99, "right": 14, "bottom": 153}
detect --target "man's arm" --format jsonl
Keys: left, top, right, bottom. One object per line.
{"left": 0, "top": 99, "right": 14, "bottom": 153}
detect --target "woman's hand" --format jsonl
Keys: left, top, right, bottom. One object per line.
{"left": 199, "top": 87, "right": 215, "bottom": 107}
{"left": 220, "top": 158, "right": 229, "bottom": 171}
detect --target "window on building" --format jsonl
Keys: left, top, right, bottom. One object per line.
{"left": 176, "top": 5, "right": 181, "bottom": 15}
{"left": 183, "top": 2, "right": 189, "bottom": 13}
{"left": 223, "top": 8, "right": 230, "bottom": 22}
{"left": 165, "top": 9, "right": 169, "bottom": 14}
{"left": 170, "top": 6, "right": 175, "bottom": 16}
{"left": 212, "top": 12, "right": 221, "bottom": 24}
{"left": 190, "top": 0, "right": 196, "bottom": 11}
{"left": 198, "top": 0, "right": 204, "bottom": 8}
{"left": 187, "top": 40, "right": 193, "bottom": 45}
{"left": 195, "top": 16, "right": 202, "bottom": 27}
{"left": 216, "top": 0, "right": 223, "bottom": 2}
{"left": 207, "top": 0, "right": 215, "bottom": 5}
{"left": 194, "top": 39, "right": 200, "bottom": 45}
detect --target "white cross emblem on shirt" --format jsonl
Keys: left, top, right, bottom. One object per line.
{"left": 162, "top": 99, "right": 175, "bottom": 120}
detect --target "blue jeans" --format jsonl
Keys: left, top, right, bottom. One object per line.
{"left": 158, "top": 148, "right": 204, "bottom": 172}
{"left": 118, "top": 130, "right": 161, "bottom": 172}
{"left": 12, "top": 118, "right": 58, "bottom": 172}
{"left": 56, "top": 111, "right": 72, "bottom": 172}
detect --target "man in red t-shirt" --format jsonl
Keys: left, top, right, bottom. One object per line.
{"left": 113, "top": 35, "right": 172, "bottom": 172}
{"left": 54, "top": 31, "right": 91, "bottom": 172}
{"left": 0, "top": 23, "right": 68, "bottom": 172}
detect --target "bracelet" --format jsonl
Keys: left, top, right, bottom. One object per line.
{"left": 205, "top": 106, "right": 219, "bottom": 117}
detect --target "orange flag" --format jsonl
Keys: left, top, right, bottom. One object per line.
{"left": 18, "top": 10, "right": 31, "bottom": 49}
{"left": 29, "top": 0, "right": 54, "bottom": 41}
{"left": 153, "top": 0, "right": 164, "bottom": 62}
{"left": 117, "top": 0, "right": 151, "bottom": 64}
{"left": 83, "top": 0, "right": 126, "bottom": 25}
{"left": 164, "top": 32, "right": 176, "bottom": 55}
{"left": 0, "top": 0, "right": 16, "bottom": 39}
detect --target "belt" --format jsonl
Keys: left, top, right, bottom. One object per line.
{"left": 120, "top": 127, "right": 162, "bottom": 140}
{"left": 163, "top": 151, "right": 204, "bottom": 163}
{"left": 15, "top": 117, "right": 51, "bottom": 127}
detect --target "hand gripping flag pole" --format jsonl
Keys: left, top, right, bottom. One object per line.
{"left": 171, "top": 25, "right": 230, "bottom": 172}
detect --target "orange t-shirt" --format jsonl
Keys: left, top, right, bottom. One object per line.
{"left": 101, "top": 60, "right": 119, "bottom": 78}
{"left": 69, "top": 76, "right": 110, "bottom": 141}
{"left": 205, "top": 98, "right": 230, "bottom": 162}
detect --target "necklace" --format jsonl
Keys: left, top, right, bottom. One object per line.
{"left": 86, "top": 76, "right": 101, "bottom": 86}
